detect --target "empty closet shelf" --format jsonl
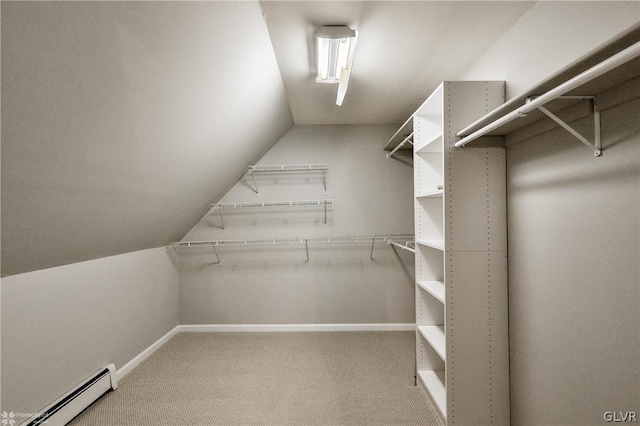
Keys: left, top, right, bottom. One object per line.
{"left": 248, "top": 163, "right": 329, "bottom": 172}
{"left": 247, "top": 163, "right": 329, "bottom": 193}
{"left": 210, "top": 199, "right": 333, "bottom": 228}
{"left": 212, "top": 200, "right": 332, "bottom": 209}
{"left": 415, "top": 239, "right": 445, "bottom": 251}
{"left": 415, "top": 133, "right": 443, "bottom": 153}
{"left": 417, "top": 281, "right": 445, "bottom": 303}
{"left": 417, "top": 370, "right": 447, "bottom": 421}
{"left": 416, "top": 190, "right": 443, "bottom": 198}
{"left": 417, "top": 326, "right": 446, "bottom": 361}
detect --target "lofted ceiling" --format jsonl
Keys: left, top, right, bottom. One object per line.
{"left": 260, "top": 1, "right": 536, "bottom": 125}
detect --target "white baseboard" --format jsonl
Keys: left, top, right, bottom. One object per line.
{"left": 179, "top": 323, "right": 416, "bottom": 332}
{"left": 116, "top": 325, "right": 180, "bottom": 381}
{"left": 116, "top": 323, "right": 414, "bottom": 380}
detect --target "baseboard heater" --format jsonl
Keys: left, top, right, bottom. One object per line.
{"left": 22, "top": 364, "right": 118, "bottom": 426}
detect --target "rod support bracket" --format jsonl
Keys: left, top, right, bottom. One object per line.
{"left": 536, "top": 96, "right": 602, "bottom": 157}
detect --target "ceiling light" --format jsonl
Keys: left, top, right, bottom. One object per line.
{"left": 314, "top": 26, "right": 358, "bottom": 106}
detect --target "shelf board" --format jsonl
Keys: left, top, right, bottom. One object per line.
{"left": 417, "top": 281, "right": 445, "bottom": 304}
{"left": 415, "top": 238, "right": 445, "bottom": 251}
{"left": 416, "top": 189, "right": 443, "bottom": 199}
{"left": 417, "top": 370, "right": 447, "bottom": 421}
{"left": 415, "top": 133, "right": 443, "bottom": 153}
{"left": 417, "top": 325, "right": 446, "bottom": 361}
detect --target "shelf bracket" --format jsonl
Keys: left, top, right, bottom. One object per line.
{"left": 218, "top": 206, "right": 226, "bottom": 230}
{"left": 324, "top": 203, "right": 327, "bottom": 225}
{"left": 323, "top": 169, "right": 327, "bottom": 192}
{"left": 251, "top": 168, "right": 259, "bottom": 194}
{"left": 369, "top": 239, "right": 375, "bottom": 261}
{"left": 305, "top": 239, "right": 310, "bottom": 262}
{"left": 527, "top": 96, "right": 602, "bottom": 157}
{"left": 212, "top": 245, "right": 221, "bottom": 265}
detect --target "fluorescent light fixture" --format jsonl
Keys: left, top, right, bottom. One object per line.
{"left": 314, "top": 26, "right": 358, "bottom": 106}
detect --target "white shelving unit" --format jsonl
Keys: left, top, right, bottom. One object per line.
{"left": 411, "top": 81, "right": 510, "bottom": 424}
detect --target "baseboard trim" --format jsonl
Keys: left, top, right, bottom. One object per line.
{"left": 179, "top": 323, "right": 416, "bottom": 332}
{"left": 116, "top": 325, "right": 180, "bottom": 381}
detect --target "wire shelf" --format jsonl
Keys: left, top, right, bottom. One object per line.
{"left": 173, "top": 234, "right": 414, "bottom": 248}
{"left": 247, "top": 164, "right": 329, "bottom": 193}
{"left": 248, "top": 163, "right": 329, "bottom": 172}
{"left": 212, "top": 199, "right": 333, "bottom": 209}
{"left": 172, "top": 234, "right": 414, "bottom": 264}
{"left": 210, "top": 199, "right": 333, "bottom": 228}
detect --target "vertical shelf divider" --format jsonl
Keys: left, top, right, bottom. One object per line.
{"left": 411, "top": 81, "right": 510, "bottom": 425}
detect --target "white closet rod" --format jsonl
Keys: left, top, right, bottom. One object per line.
{"left": 454, "top": 40, "right": 640, "bottom": 148}
{"left": 387, "top": 132, "right": 414, "bottom": 158}
{"left": 388, "top": 241, "right": 415, "bottom": 253}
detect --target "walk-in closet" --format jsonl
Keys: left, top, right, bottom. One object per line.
{"left": 2, "top": 1, "right": 639, "bottom": 425}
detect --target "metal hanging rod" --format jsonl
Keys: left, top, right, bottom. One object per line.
{"left": 388, "top": 240, "right": 416, "bottom": 254}
{"left": 211, "top": 199, "right": 333, "bottom": 228}
{"left": 247, "top": 163, "right": 329, "bottom": 193}
{"left": 454, "top": 40, "right": 640, "bottom": 152}
{"left": 387, "top": 132, "right": 414, "bottom": 158}
{"left": 172, "top": 234, "right": 414, "bottom": 263}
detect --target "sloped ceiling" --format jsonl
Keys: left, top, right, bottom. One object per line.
{"left": 1, "top": 1, "right": 293, "bottom": 276}
{"left": 1, "top": 1, "right": 535, "bottom": 276}
{"left": 260, "top": 1, "right": 535, "bottom": 124}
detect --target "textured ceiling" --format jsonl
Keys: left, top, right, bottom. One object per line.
{"left": 260, "top": 1, "right": 535, "bottom": 125}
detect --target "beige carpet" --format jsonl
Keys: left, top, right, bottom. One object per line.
{"left": 71, "top": 332, "right": 440, "bottom": 425}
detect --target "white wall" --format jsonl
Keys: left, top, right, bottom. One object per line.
{"left": 1, "top": 247, "right": 179, "bottom": 416}
{"left": 506, "top": 82, "right": 640, "bottom": 424}
{"left": 179, "top": 125, "right": 415, "bottom": 325}
{"left": 461, "top": 2, "right": 640, "bottom": 99}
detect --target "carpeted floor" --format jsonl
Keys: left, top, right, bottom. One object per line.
{"left": 71, "top": 332, "right": 440, "bottom": 425}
